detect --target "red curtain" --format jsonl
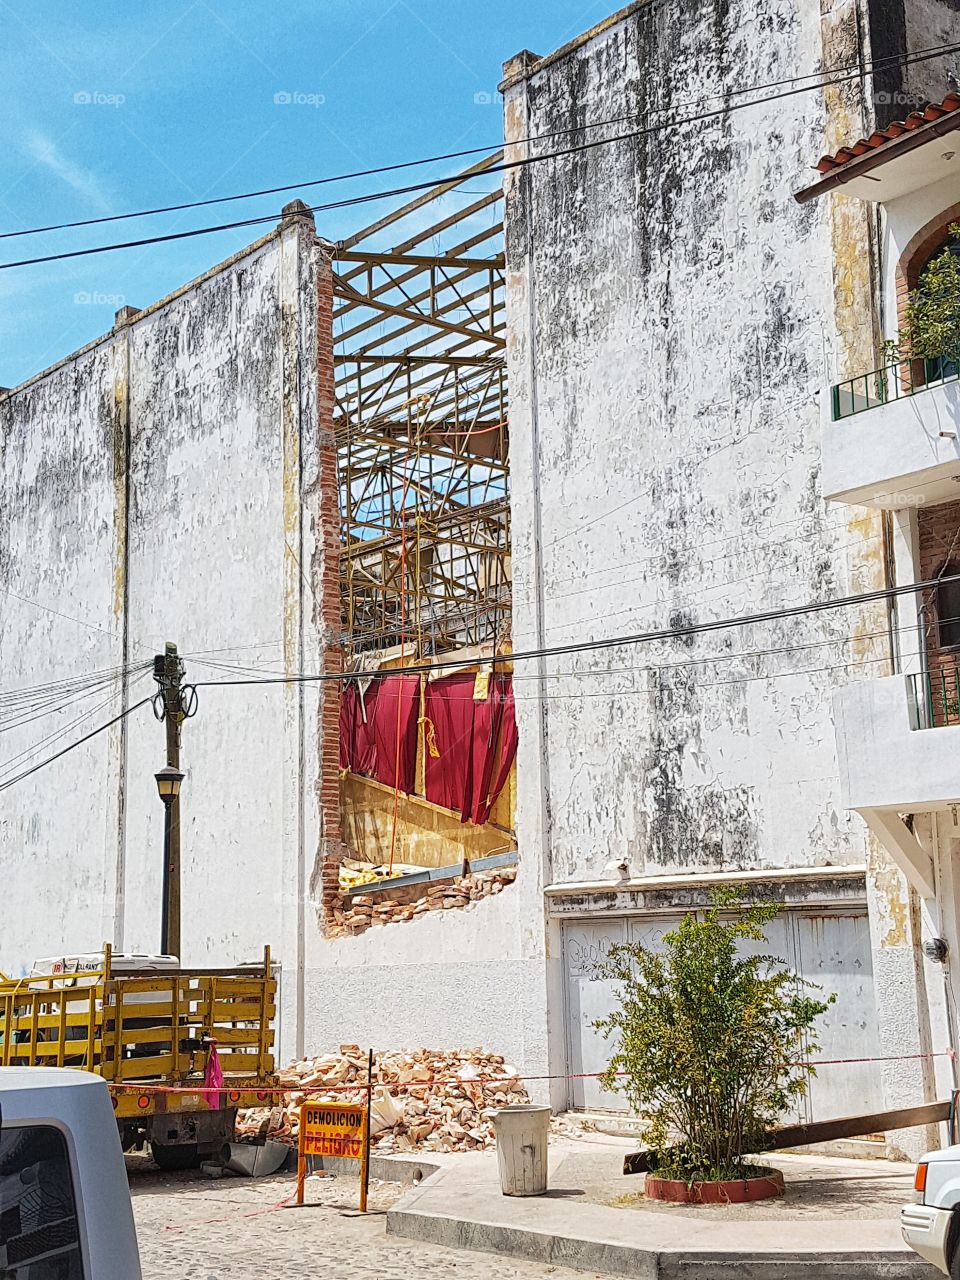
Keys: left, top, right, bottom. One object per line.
{"left": 423, "top": 674, "right": 476, "bottom": 812}
{"left": 472, "top": 678, "right": 518, "bottom": 825}
{"left": 342, "top": 671, "right": 518, "bottom": 818}
{"left": 371, "top": 675, "right": 419, "bottom": 793}
{"left": 339, "top": 675, "right": 419, "bottom": 794}
{"left": 339, "top": 684, "right": 376, "bottom": 775}
{"left": 424, "top": 673, "right": 518, "bottom": 824}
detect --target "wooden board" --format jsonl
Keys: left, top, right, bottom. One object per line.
{"left": 623, "top": 1101, "right": 951, "bottom": 1175}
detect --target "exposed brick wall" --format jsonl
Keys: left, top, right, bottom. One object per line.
{"left": 917, "top": 499, "right": 960, "bottom": 722}
{"left": 328, "top": 865, "right": 518, "bottom": 938}
{"left": 314, "top": 245, "right": 346, "bottom": 923}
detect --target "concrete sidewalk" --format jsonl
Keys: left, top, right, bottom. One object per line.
{"left": 385, "top": 1136, "right": 940, "bottom": 1279}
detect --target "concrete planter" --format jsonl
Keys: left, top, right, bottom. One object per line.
{"left": 644, "top": 1167, "right": 785, "bottom": 1204}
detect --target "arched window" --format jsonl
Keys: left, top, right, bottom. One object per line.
{"left": 919, "top": 239, "right": 960, "bottom": 385}
{"left": 937, "top": 563, "right": 960, "bottom": 650}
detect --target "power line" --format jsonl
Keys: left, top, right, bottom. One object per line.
{"left": 193, "top": 572, "right": 958, "bottom": 688}
{"left": 2, "top": 593, "right": 935, "bottom": 789}
{"left": 187, "top": 611, "right": 900, "bottom": 688}
{"left": 0, "top": 695, "right": 152, "bottom": 794}
{"left": 3, "top": 41, "right": 958, "bottom": 274}
{"left": 0, "top": 672, "right": 149, "bottom": 780}
{"left": 541, "top": 524, "right": 881, "bottom": 612}
{"left": 0, "top": 660, "right": 151, "bottom": 708}
{"left": 0, "top": 696, "right": 151, "bottom": 793}
{"left": 0, "top": 586, "right": 120, "bottom": 640}
{"left": 544, "top": 548, "right": 883, "bottom": 636}
{"left": 1, "top": 670, "right": 134, "bottom": 733}
{"left": 0, "top": 40, "right": 948, "bottom": 246}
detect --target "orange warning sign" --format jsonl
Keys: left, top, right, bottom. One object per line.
{"left": 296, "top": 1094, "right": 371, "bottom": 1212}
{"left": 300, "top": 1103, "right": 365, "bottom": 1159}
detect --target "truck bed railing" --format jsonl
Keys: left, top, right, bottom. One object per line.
{"left": 0, "top": 947, "right": 276, "bottom": 1083}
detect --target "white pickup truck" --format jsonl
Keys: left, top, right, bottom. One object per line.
{"left": 0, "top": 1067, "right": 142, "bottom": 1278}
{"left": 902, "top": 1145, "right": 960, "bottom": 1275}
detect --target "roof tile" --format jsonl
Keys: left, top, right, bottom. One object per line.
{"left": 813, "top": 91, "right": 960, "bottom": 175}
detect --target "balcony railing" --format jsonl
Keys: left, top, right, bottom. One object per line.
{"left": 831, "top": 356, "right": 960, "bottom": 421}
{"left": 907, "top": 664, "right": 960, "bottom": 729}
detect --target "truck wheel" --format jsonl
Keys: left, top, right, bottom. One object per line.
{"left": 150, "top": 1142, "right": 201, "bottom": 1172}
{"left": 951, "top": 1214, "right": 960, "bottom": 1280}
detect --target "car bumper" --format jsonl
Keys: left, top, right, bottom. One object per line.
{"left": 901, "top": 1203, "right": 952, "bottom": 1274}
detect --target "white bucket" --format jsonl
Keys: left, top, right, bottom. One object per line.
{"left": 493, "top": 1104, "right": 551, "bottom": 1196}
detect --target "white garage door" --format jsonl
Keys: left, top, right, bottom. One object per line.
{"left": 561, "top": 910, "right": 883, "bottom": 1120}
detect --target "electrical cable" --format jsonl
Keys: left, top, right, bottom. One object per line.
{"left": 0, "top": 661, "right": 151, "bottom": 703}
{"left": 1, "top": 39, "right": 956, "bottom": 246}
{"left": 3, "top": 41, "right": 958, "bottom": 273}
{"left": 0, "top": 695, "right": 153, "bottom": 794}
{"left": 0, "top": 672, "right": 150, "bottom": 780}
{"left": 191, "top": 571, "right": 960, "bottom": 687}
{"left": 0, "top": 587, "right": 122, "bottom": 640}
{"left": 186, "top": 638, "right": 953, "bottom": 732}
{"left": 187, "top": 617, "right": 891, "bottom": 686}
{"left": 544, "top": 538, "right": 886, "bottom": 634}
{"left": 0, "top": 671, "right": 136, "bottom": 733}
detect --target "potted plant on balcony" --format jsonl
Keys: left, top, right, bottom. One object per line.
{"left": 593, "top": 887, "right": 834, "bottom": 1204}
{"left": 884, "top": 223, "right": 960, "bottom": 387}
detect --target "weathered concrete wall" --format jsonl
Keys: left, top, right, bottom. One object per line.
{"left": 0, "top": 341, "right": 126, "bottom": 966}
{"left": 0, "top": 212, "right": 546, "bottom": 1074}
{"left": 0, "top": 218, "right": 325, "bottom": 1063}
{"left": 501, "top": 0, "right": 951, "bottom": 1131}
{"left": 504, "top": 0, "right": 879, "bottom": 887}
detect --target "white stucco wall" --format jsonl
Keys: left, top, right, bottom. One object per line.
{"left": 0, "top": 213, "right": 546, "bottom": 1073}
{"left": 302, "top": 854, "right": 551, "bottom": 1085}
{"left": 503, "top": 2, "right": 881, "bottom": 890}
{"left": 0, "top": 342, "right": 127, "bottom": 968}
{"left": 0, "top": 222, "right": 323, "bottom": 1063}
{"left": 499, "top": 1, "right": 957, "bottom": 1136}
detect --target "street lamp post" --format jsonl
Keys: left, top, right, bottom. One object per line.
{"left": 155, "top": 766, "right": 184, "bottom": 957}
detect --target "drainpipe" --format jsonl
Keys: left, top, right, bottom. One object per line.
{"left": 919, "top": 600, "right": 931, "bottom": 728}
{"left": 931, "top": 813, "right": 960, "bottom": 1092}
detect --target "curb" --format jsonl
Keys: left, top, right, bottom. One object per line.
{"left": 386, "top": 1166, "right": 939, "bottom": 1280}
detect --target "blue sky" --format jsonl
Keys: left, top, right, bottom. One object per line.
{"left": 0, "top": 0, "right": 610, "bottom": 387}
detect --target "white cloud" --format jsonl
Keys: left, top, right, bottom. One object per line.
{"left": 23, "top": 132, "right": 111, "bottom": 211}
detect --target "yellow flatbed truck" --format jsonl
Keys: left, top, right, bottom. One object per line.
{"left": 0, "top": 945, "right": 277, "bottom": 1170}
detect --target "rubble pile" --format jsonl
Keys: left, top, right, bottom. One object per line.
{"left": 329, "top": 865, "right": 517, "bottom": 937}
{"left": 236, "top": 1046, "right": 529, "bottom": 1152}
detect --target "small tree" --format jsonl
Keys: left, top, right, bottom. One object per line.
{"left": 594, "top": 888, "right": 834, "bottom": 1183}
{"left": 885, "top": 223, "right": 960, "bottom": 375}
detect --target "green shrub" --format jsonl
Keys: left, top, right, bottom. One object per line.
{"left": 593, "top": 887, "right": 834, "bottom": 1182}
{"left": 885, "top": 223, "right": 960, "bottom": 371}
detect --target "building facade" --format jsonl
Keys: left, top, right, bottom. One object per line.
{"left": 501, "top": 0, "right": 960, "bottom": 1147}
{"left": 4, "top": 0, "right": 960, "bottom": 1150}
{"left": 0, "top": 194, "right": 544, "bottom": 1073}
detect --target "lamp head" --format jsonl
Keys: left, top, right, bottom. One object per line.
{"left": 155, "top": 765, "right": 184, "bottom": 802}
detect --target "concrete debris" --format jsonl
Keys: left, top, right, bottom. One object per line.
{"left": 236, "top": 1048, "right": 529, "bottom": 1153}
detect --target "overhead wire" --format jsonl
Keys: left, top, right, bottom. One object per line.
{"left": 0, "top": 594, "right": 940, "bottom": 791}
{"left": 0, "top": 660, "right": 152, "bottom": 712}
{"left": 0, "top": 695, "right": 153, "bottom": 794}
{"left": 0, "top": 669, "right": 140, "bottom": 733}
{"left": 190, "top": 572, "right": 960, "bottom": 687}
{"left": 0, "top": 586, "right": 121, "bottom": 641}
{"left": 189, "top": 610, "right": 901, "bottom": 691}
{"left": 0, "top": 39, "right": 956, "bottom": 246}
{"left": 541, "top": 523, "right": 883, "bottom": 612}
{"left": 3, "top": 42, "right": 959, "bottom": 273}
{"left": 0, "top": 670, "right": 151, "bottom": 780}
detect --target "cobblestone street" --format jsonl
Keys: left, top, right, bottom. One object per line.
{"left": 130, "top": 1161, "right": 592, "bottom": 1280}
